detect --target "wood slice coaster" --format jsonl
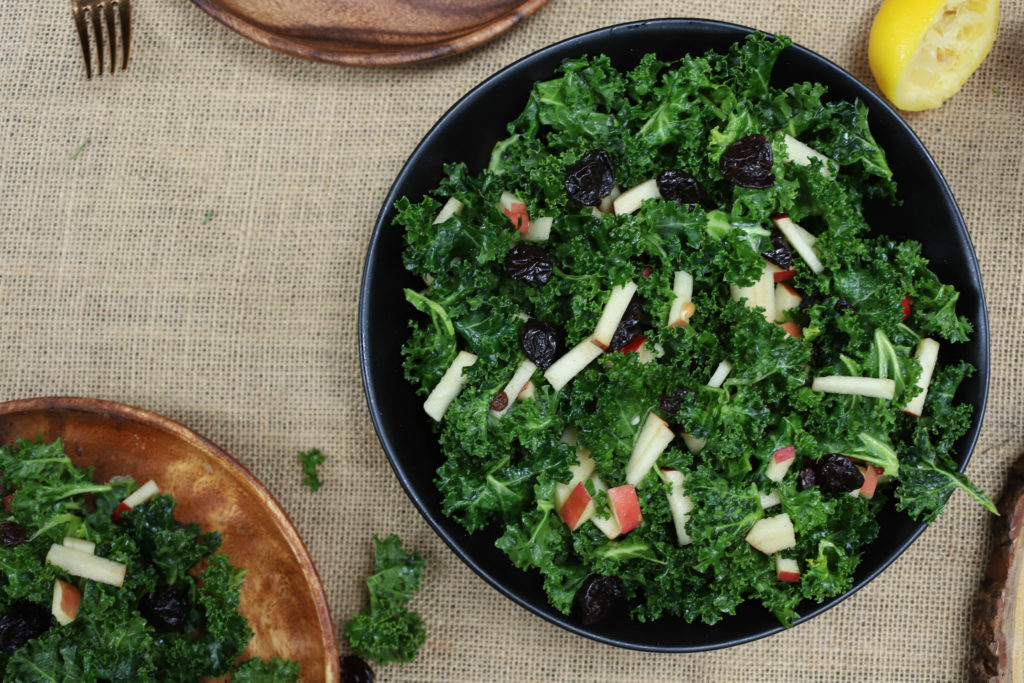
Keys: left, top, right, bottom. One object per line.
{"left": 972, "top": 454, "right": 1024, "bottom": 681}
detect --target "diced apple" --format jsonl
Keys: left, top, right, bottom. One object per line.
{"left": 608, "top": 484, "right": 643, "bottom": 534}
{"left": 811, "top": 375, "right": 896, "bottom": 400}
{"left": 681, "top": 432, "right": 707, "bottom": 454}
{"left": 775, "top": 555, "right": 801, "bottom": 582}
{"left": 557, "top": 482, "right": 595, "bottom": 531}
{"left": 765, "top": 445, "right": 796, "bottom": 482}
{"left": 592, "top": 282, "right": 639, "bottom": 349}
{"left": 123, "top": 480, "right": 160, "bottom": 509}
{"left": 432, "top": 196, "right": 465, "bottom": 224}
{"left": 560, "top": 426, "right": 579, "bottom": 446}
{"left": 772, "top": 215, "right": 823, "bottom": 274}
{"left": 903, "top": 337, "right": 940, "bottom": 417}
{"left": 612, "top": 178, "right": 660, "bottom": 215}
{"left": 598, "top": 186, "right": 622, "bottom": 214}
{"left": 568, "top": 450, "right": 596, "bottom": 489}
{"left": 544, "top": 336, "right": 604, "bottom": 391}
{"left": 423, "top": 350, "right": 478, "bottom": 421}
{"left": 625, "top": 413, "right": 675, "bottom": 486}
{"left": 636, "top": 342, "right": 664, "bottom": 364}
{"left": 773, "top": 268, "right": 797, "bottom": 282}
{"left": 745, "top": 513, "right": 797, "bottom": 555}
{"left": 706, "top": 360, "right": 733, "bottom": 388}
{"left": 617, "top": 335, "right": 647, "bottom": 354}
{"left": 666, "top": 270, "right": 695, "bottom": 328}
{"left": 775, "top": 282, "right": 803, "bottom": 323}
{"left": 729, "top": 282, "right": 756, "bottom": 306}
{"left": 62, "top": 537, "right": 95, "bottom": 555}
{"left": 779, "top": 321, "right": 804, "bottom": 338}
{"left": 517, "top": 381, "right": 536, "bottom": 399}
{"left": 51, "top": 578, "right": 81, "bottom": 625}
{"left": 781, "top": 134, "right": 834, "bottom": 177}
{"left": 660, "top": 469, "right": 694, "bottom": 545}
{"left": 499, "top": 192, "right": 529, "bottom": 233}
{"left": 587, "top": 474, "right": 622, "bottom": 539}
{"left": 858, "top": 465, "right": 882, "bottom": 498}
{"left": 522, "top": 216, "right": 552, "bottom": 242}
{"left": 46, "top": 544, "right": 127, "bottom": 587}
{"left": 491, "top": 358, "right": 538, "bottom": 418}
{"left": 760, "top": 491, "right": 782, "bottom": 509}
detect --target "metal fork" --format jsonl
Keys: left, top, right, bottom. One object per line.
{"left": 71, "top": 0, "right": 132, "bottom": 79}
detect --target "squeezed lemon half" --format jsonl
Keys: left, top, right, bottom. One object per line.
{"left": 868, "top": 0, "right": 999, "bottom": 111}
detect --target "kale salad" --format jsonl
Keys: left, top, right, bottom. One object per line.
{"left": 0, "top": 437, "right": 299, "bottom": 681}
{"left": 393, "top": 34, "right": 992, "bottom": 627}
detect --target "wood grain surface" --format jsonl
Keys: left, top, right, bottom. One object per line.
{"left": 0, "top": 398, "right": 339, "bottom": 682}
{"left": 191, "top": 0, "right": 551, "bottom": 65}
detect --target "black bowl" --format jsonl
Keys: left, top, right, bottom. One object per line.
{"left": 359, "top": 18, "right": 989, "bottom": 651}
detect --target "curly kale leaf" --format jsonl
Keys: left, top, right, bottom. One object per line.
{"left": 344, "top": 535, "right": 427, "bottom": 666}
{"left": 231, "top": 657, "right": 301, "bottom": 682}
{"left": 298, "top": 448, "right": 326, "bottom": 492}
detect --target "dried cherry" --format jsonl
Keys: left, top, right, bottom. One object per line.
{"left": 564, "top": 149, "right": 615, "bottom": 206}
{"left": 505, "top": 243, "right": 553, "bottom": 285}
{"left": 815, "top": 454, "right": 864, "bottom": 493}
{"left": 658, "top": 387, "right": 695, "bottom": 414}
{"left": 341, "top": 654, "right": 375, "bottom": 683}
{"left": 761, "top": 227, "right": 793, "bottom": 269}
{"left": 576, "top": 575, "right": 626, "bottom": 625}
{"left": 0, "top": 599, "right": 51, "bottom": 653}
{"left": 520, "top": 320, "right": 564, "bottom": 370}
{"left": 796, "top": 465, "right": 817, "bottom": 492}
{"left": 0, "top": 521, "right": 26, "bottom": 548}
{"left": 719, "top": 134, "right": 774, "bottom": 188}
{"left": 607, "top": 296, "right": 647, "bottom": 351}
{"left": 657, "top": 169, "right": 706, "bottom": 206}
{"left": 139, "top": 585, "right": 190, "bottom": 633}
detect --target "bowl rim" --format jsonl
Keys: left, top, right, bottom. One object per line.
{"left": 359, "top": 17, "right": 990, "bottom": 651}
{"left": 0, "top": 395, "right": 341, "bottom": 675}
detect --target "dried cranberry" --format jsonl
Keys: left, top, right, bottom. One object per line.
{"left": 564, "top": 150, "right": 615, "bottom": 206}
{"left": 341, "top": 654, "right": 375, "bottom": 683}
{"left": 139, "top": 585, "right": 190, "bottom": 633}
{"left": 0, "top": 599, "right": 51, "bottom": 653}
{"left": 799, "top": 290, "right": 822, "bottom": 309}
{"left": 658, "top": 387, "right": 695, "bottom": 414}
{"left": 720, "top": 134, "right": 774, "bottom": 188}
{"left": 490, "top": 391, "right": 509, "bottom": 412}
{"left": 0, "top": 521, "right": 26, "bottom": 548}
{"left": 760, "top": 227, "right": 793, "bottom": 269}
{"left": 657, "top": 169, "right": 706, "bottom": 207}
{"left": 576, "top": 575, "right": 626, "bottom": 625}
{"left": 505, "top": 243, "right": 553, "bottom": 285}
{"left": 796, "top": 465, "right": 817, "bottom": 491}
{"left": 814, "top": 454, "right": 864, "bottom": 493}
{"left": 809, "top": 344, "right": 824, "bottom": 369}
{"left": 607, "top": 296, "right": 647, "bottom": 351}
{"left": 520, "top": 320, "right": 564, "bottom": 370}
{"left": 834, "top": 296, "right": 854, "bottom": 313}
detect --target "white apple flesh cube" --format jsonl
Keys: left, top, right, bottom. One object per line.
{"left": 781, "top": 134, "right": 834, "bottom": 177}
{"left": 122, "top": 480, "right": 160, "bottom": 509}
{"left": 903, "top": 337, "right": 940, "bottom": 417}
{"left": 774, "top": 282, "right": 803, "bottom": 323}
{"left": 706, "top": 360, "right": 733, "bottom": 388}
{"left": 811, "top": 375, "right": 896, "bottom": 400}
{"left": 660, "top": 469, "right": 694, "bottom": 545}
{"left": 544, "top": 336, "right": 604, "bottom": 391}
{"left": 432, "top": 196, "right": 465, "bottom": 224}
{"left": 772, "top": 215, "right": 823, "bottom": 274}
{"left": 775, "top": 555, "right": 801, "bottom": 582}
{"left": 46, "top": 544, "right": 127, "bottom": 587}
{"left": 681, "top": 432, "right": 707, "bottom": 454}
{"left": 744, "top": 513, "right": 797, "bottom": 555}
{"left": 588, "top": 474, "right": 622, "bottom": 539}
{"left": 598, "top": 186, "right": 621, "bottom": 214}
{"left": 424, "top": 350, "right": 478, "bottom": 421}
{"left": 62, "top": 537, "right": 96, "bottom": 555}
{"left": 624, "top": 413, "right": 675, "bottom": 486}
{"left": 517, "top": 381, "right": 536, "bottom": 399}
{"left": 51, "top": 578, "right": 82, "bottom": 625}
{"left": 592, "top": 282, "right": 638, "bottom": 349}
{"left": 765, "top": 445, "right": 796, "bottom": 483}
{"left": 759, "top": 490, "right": 782, "bottom": 509}
{"left": 666, "top": 270, "right": 695, "bottom": 327}
{"left": 612, "top": 178, "right": 660, "bottom": 215}
{"left": 522, "top": 216, "right": 553, "bottom": 242}
{"left": 568, "top": 450, "right": 596, "bottom": 488}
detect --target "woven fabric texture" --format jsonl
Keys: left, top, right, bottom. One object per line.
{"left": 2, "top": 0, "right": 1023, "bottom": 680}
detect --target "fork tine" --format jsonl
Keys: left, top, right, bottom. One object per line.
{"left": 71, "top": 2, "right": 93, "bottom": 79}
{"left": 118, "top": 0, "right": 131, "bottom": 70}
{"left": 103, "top": 2, "right": 117, "bottom": 74}
{"left": 89, "top": 3, "right": 104, "bottom": 77}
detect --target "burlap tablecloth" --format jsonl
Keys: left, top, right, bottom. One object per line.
{"left": 2, "top": 1, "right": 1022, "bottom": 680}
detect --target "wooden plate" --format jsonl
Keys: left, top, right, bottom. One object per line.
{"left": 0, "top": 397, "right": 339, "bottom": 682}
{"left": 190, "top": 0, "right": 551, "bottom": 66}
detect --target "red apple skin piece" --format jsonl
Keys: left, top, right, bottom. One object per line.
{"left": 617, "top": 335, "right": 647, "bottom": 354}
{"left": 901, "top": 293, "right": 911, "bottom": 321}
{"left": 111, "top": 502, "right": 132, "bottom": 524}
{"left": 52, "top": 579, "right": 82, "bottom": 625}
{"left": 559, "top": 482, "right": 593, "bottom": 531}
{"left": 3, "top": 494, "right": 12, "bottom": 514}
{"left": 773, "top": 446, "right": 796, "bottom": 464}
{"left": 503, "top": 202, "right": 530, "bottom": 234}
{"left": 780, "top": 321, "right": 803, "bottom": 338}
{"left": 859, "top": 465, "right": 882, "bottom": 499}
{"left": 773, "top": 269, "right": 797, "bottom": 282}
{"left": 642, "top": 267, "right": 653, "bottom": 280}
{"left": 778, "top": 570, "right": 801, "bottom": 583}
{"left": 608, "top": 484, "right": 642, "bottom": 534}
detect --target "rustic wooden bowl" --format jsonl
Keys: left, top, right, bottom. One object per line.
{"left": 0, "top": 397, "right": 339, "bottom": 681}
{"left": 190, "top": 0, "right": 550, "bottom": 66}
